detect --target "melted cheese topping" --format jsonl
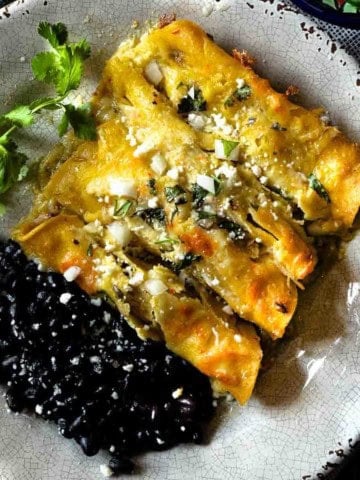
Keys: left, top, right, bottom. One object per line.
{"left": 13, "top": 19, "right": 360, "bottom": 404}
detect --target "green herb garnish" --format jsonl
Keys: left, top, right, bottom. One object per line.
{"left": 217, "top": 218, "right": 247, "bottom": 241}
{"left": 0, "top": 22, "right": 96, "bottom": 213}
{"left": 147, "top": 178, "right": 157, "bottom": 195}
{"left": 192, "top": 183, "right": 209, "bottom": 208}
{"left": 155, "top": 237, "right": 179, "bottom": 246}
{"left": 224, "top": 84, "right": 251, "bottom": 107}
{"left": 164, "top": 184, "right": 187, "bottom": 204}
{"left": 87, "top": 243, "right": 94, "bottom": 256}
{"left": 308, "top": 173, "right": 330, "bottom": 203}
{"left": 221, "top": 139, "right": 239, "bottom": 158}
{"left": 177, "top": 86, "right": 207, "bottom": 114}
{"left": 114, "top": 199, "right": 133, "bottom": 217}
{"left": 137, "top": 207, "right": 166, "bottom": 228}
{"left": 173, "top": 252, "right": 202, "bottom": 273}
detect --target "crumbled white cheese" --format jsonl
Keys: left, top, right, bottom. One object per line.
{"left": 59, "top": 293, "right": 72, "bottom": 305}
{"left": 126, "top": 127, "right": 137, "bottom": 147}
{"left": 211, "top": 113, "right": 234, "bottom": 136}
{"left": 144, "top": 60, "right": 163, "bottom": 86}
{"left": 236, "top": 78, "right": 245, "bottom": 89}
{"left": 133, "top": 138, "right": 155, "bottom": 157}
{"left": 167, "top": 166, "right": 183, "bottom": 180}
{"left": 84, "top": 220, "right": 103, "bottom": 235}
{"left": 172, "top": 387, "right": 183, "bottom": 399}
{"left": 188, "top": 113, "right": 206, "bottom": 130}
{"left": 63, "top": 266, "right": 81, "bottom": 282}
{"left": 144, "top": 279, "right": 168, "bottom": 296}
{"left": 234, "top": 334, "right": 242, "bottom": 343}
{"left": 87, "top": 176, "right": 137, "bottom": 198}
{"left": 151, "top": 153, "right": 167, "bottom": 175}
{"left": 147, "top": 196, "right": 159, "bottom": 208}
{"left": 251, "top": 165, "right": 262, "bottom": 177}
{"left": 128, "top": 271, "right": 144, "bottom": 286}
{"left": 215, "top": 163, "right": 237, "bottom": 181}
{"left": 111, "top": 391, "right": 119, "bottom": 400}
{"left": 35, "top": 404, "right": 43, "bottom": 415}
{"left": 259, "top": 175, "right": 268, "bottom": 185}
{"left": 122, "top": 364, "right": 134, "bottom": 372}
{"left": 90, "top": 297, "right": 102, "bottom": 307}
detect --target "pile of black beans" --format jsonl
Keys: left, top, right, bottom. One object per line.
{"left": 0, "top": 240, "right": 215, "bottom": 475}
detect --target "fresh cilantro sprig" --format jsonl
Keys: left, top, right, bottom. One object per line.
{"left": 0, "top": 22, "right": 96, "bottom": 213}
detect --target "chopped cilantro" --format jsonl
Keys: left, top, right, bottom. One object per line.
{"left": 137, "top": 207, "right": 166, "bottom": 228}
{"left": 155, "top": 237, "right": 179, "bottom": 246}
{"left": 221, "top": 139, "right": 239, "bottom": 158}
{"left": 173, "top": 252, "right": 202, "bottom": 273}
{"left": 308, "top": 173, "right": 330, "bottom": 203}
{"left": 177, "top": 86, "right": 207, "bottom": 114}
{"left": 164, "top": 184, "right": 187, "bottom": 204}
{"left": 147, "top": 178, "right": 157, "bottom": 195}
{"left": 197, "top": 210, "right": 217, "bottom": 220}
{"left": 114, "top": 199, "right": 133, "bottom": 217}
{"left": 192, "top": 183, "right": 209, "bottom": 208}
{"left": 0, "top": 22, "right": 95, "bottom": 214}
{"left": 224, "top": 84, "right": 251, "bottom": 107}
{"left": 86, "top": 243, "right": 94, "bottom": 257}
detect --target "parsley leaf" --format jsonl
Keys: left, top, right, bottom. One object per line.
{"left": 308, "top": 173, "right": 330, "bottom": 203}
{"left": 225, "top": 84, "right": 251, "bottom": 107}
{"left": 178, "top": 86, "right": 207, "bottom": 114}
{"left": 61, "top": 103, "right": 97, "bottom": 140}
{"left": 38, "top": 21, "right": 68, "bottom": 48}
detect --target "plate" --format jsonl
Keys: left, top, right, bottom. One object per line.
{"left": 1, "top": 1, "right": 360, "bottom": 479}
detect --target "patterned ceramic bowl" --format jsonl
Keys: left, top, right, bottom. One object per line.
{"left": 292, "top": 0, "right": 360, "bottom": 28}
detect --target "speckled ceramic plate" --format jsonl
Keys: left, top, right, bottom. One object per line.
{"left": 1, "top": 1, "right": 360, "bottom": 479}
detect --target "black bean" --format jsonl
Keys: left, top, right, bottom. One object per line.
{"left": 0, "top": 240, "right": 216, "bottom": 475}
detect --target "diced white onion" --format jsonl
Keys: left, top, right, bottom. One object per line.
{"left": 214, "top": 139, "right": 240, "bottom": 161}
{"left": 196, "top": 174, "right": 215, "bottom": 194}
{"left": 63, "top": 266, "right": 82, "bottom": 282}
{"left": 236, "top": 78, "right": 245, "bottom": 89}
{"left": 144, "top": 60, "right": 163, "bottom": 86}
{"left": 214, "top": 139, "right": 227, "bottom": 160}
{"left": 107, "top": 221, "right": 131, "bottom": 247}
{"left": 188, "top": 113, "right": 206, "bottom": 130}
{"left": 188, "top": 85, "right": 195, "bottom": 99}
{"left": 108, "top": 178, "right": 137, "bottom": 198}
{"left": 144, "top": 279, "right": 168, "bottom": 296}
{"left": 150, "top": 153, "right": 167, "bottom": 175}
